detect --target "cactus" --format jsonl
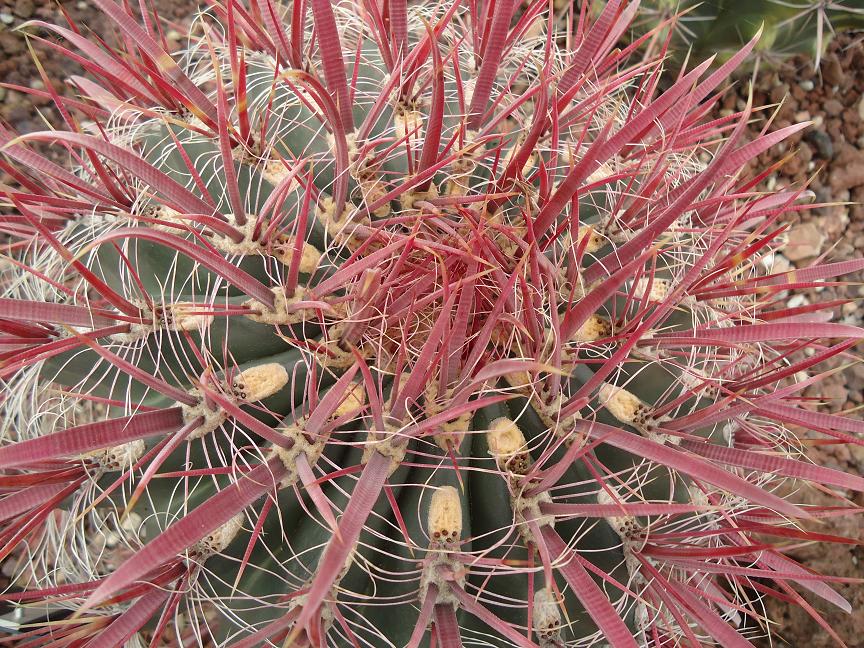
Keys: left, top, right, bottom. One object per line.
{"left": 0, "top": 0, "right": 863, "bottom": 646}
{"left": 632, "top": 0, "right": 864, "bottom": 68}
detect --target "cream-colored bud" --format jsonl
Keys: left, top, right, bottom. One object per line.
{"left": 487, "top": 417, "right": 531, "bottom": 474}
{"left": 332, "top": 382, "right": 366, "bottom": 419}
{"left": 394, "top": 105, "right": 423, "bottom": 142}
{"left": 487, "top": 417, "right": 526, "bottom": 457}
{"left": 586, "top": 161, "right": 614, "bottom": 184}
{"left": 571, "top": 314, "right": 612, "bottom": 342}
{"left": 399, "top": 183, "right": 438, "bottom": 212}
{"left": 169, "top": 303, "right": 214, "bottom": 332}
{"left": 428, "top": 486, "right": 462, "bottom": 545}
{"left": 597, "top": 383, "right": 644, "bottom": 425}
{"left": 576, "top": 225, "right": 605, "bottom": 253}
{"left": 232, "top": 363, "right": 289, "bottom": 401}
{"left": 272, "top": 236, "right": 321, "bottom": 274}
{"left": 632, "top": 277, "right": 670, "bottom": 302}
{"left": 261, "top": 158, "right": 298, "bottom": 188}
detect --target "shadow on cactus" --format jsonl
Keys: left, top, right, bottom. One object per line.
{"left": 0, "top": 0, "right": 863, "bottom": 646}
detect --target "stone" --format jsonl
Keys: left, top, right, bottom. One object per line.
{"left": 787, "top": 294, "right": 809, "bottom": 309}
{"left": 770, "top": 83, "right": 790, "bottom": 105}
{"left": 820, "top": 381, "right": 849, "bottom": 412}
{"left": 817, "top": 208, "right": 849, "bottom": 239}
{"left": 822, "top": 58, "right": 843, "bottom": 87}
{"left": 823, "top": 99, "right": 844, "bottom": 117}
{"left": 0, "top": 31, "right": 23, "bottom": 55}
{"left": 784, "top": 223, "right": 825, "bottom": 262}
{"left": 806, "top": 130, "right": 833, "bottom": 159}
{"left": 13, "top": 0, "right": 33, "bottom": 19}
{"left": 841, "top": 302, "right": 858, "bottom": 317}
{"left": 848, "top": 364, "right": 864, "bottom": 397}
{"left": 830, "top": 163, "right": 864, "bottom": 192}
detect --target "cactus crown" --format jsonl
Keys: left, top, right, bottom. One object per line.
{"left": 0, "top": 0, "right": 863, "bottom": 646}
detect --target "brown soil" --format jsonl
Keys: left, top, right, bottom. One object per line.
{"left": 0, "top": 0, "right": 195, "bottom": 130}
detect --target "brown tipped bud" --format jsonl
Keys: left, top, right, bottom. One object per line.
{"left": 428, "top": 486, "right": 462, "bottom": 545}
{"left": 487, "top": 417, "right": 530, "bottom": 474}
{"left": 272, "top": 236, "right": 321, "bottom": 274}
{"left": 597, "top": 383, "right": 668, "bottom": 440}
{"left": 632, "top": 277, "right": 670, "bottom": 302}
{"left": 190, "top": 513, "right": 244, "bottom": 561}
{"left": 90, "top": 440, "right": 145, "bottom": 471}
{"left": 571, "top": 314, "right": 612, "bottom": 343}
{"left": 394, "top": 102, "right": 424, "bottom": 142}
{"left": 597, "top": 383, "right": 645, "bottom": 425}
{"left": 232, "top": 363, "right": 289, "bottom": 401}
{"left": 533, "top": 588, "right": 563, "bottom": 643}
{"left": 576, "top": 225, "right": 605, "bottom": 254}
{"left": 597, "top": 486, "right": 643, "bottom": 544}
{"left": 262, "top": 158, "right": 299, "bottom": 188}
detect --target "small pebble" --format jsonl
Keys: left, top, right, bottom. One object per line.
{"left": 800, "top": 80, "right": 814, "bottom": 92}
{"left": 0, "top": 12, "right": 14, "bottom": 24}
{"left": 824, "top": 99, "right": 844, "bottom": 117}
{"left": 787, "top": 294, "right": 809, "bottom": 309}
{"left": 806, "top": 130, "right": 834, "bottom": 159}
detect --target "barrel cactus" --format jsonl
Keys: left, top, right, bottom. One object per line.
{"left": 632, "top": 0, "right": 864, "bottom": 68}
{"left": 1, "top": 0, "right": 863, "bottom": 646}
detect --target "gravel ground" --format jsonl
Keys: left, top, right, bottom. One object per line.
{"left": 1, "top": 2, "right": 862, "bottom": 646}
{"left": 718, "top": 32, "right": 864, "bottom": 648}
